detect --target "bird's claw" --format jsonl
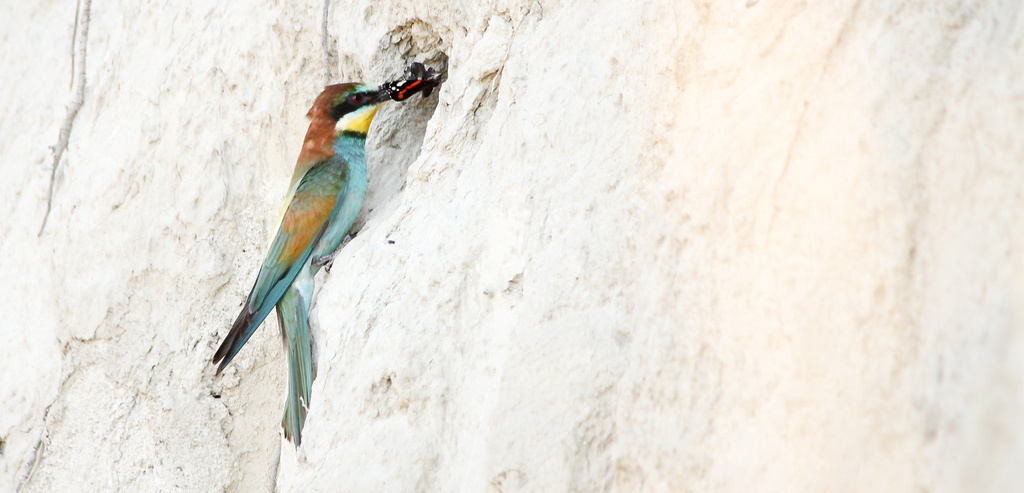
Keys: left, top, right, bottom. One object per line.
{"left": 312, "top": 250, "right": 339, "bottom": 270}
{"left": 313, "top": 233, "right": 357, "bottom": 272}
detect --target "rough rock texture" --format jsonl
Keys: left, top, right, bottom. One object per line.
{"left": 2, "top": 0, "right": 1023, "bottom": 491}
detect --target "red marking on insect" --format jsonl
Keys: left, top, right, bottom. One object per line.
{"left": 397, "top": 80, "right": 423, "bottom": 100}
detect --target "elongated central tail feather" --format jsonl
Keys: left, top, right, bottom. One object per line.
{"left": 277, "top": 270, "right": 315, "bottom": 445}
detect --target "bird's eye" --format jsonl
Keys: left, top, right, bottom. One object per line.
{"left": 350, "top": 94, "right": 364, "bottom": 104}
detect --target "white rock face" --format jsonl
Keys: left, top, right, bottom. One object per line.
{"left": 2, "top": 0, "right": 1023, "bottom": 491}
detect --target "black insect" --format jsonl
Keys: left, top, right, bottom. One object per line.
{"left": 380, "top": 62, "right": 446, "bottom": 101}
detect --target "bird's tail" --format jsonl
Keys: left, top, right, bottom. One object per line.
{"left": 277, "top": 280, "right": 314, "bottom": 446}
{"left": 212, "top": 306, "right": 261, "bottom": 375}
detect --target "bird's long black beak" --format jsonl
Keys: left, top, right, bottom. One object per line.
{"left": 369, "top": 87, "right": 394, "bottom": 105}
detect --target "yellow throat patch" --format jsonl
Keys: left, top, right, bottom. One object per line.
{"left": 335, "top": 104, "right": 381, "bottom": 135}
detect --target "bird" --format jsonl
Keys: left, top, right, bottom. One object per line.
{"left": 212, "top": 66, "right": 444, "bottom": 446}
{"left": 212, "top": 83, "right": 384, "bottom": 445}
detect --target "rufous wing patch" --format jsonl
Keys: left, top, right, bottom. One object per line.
{"left": 277, "top": 195, "right": 337, "bottom": 265}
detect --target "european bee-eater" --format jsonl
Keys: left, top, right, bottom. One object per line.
{"left": 213, "top": 66, "right": 443, "bottom": 446}
{"left": 212, "top": 83, "right": 387, "bottom": 445}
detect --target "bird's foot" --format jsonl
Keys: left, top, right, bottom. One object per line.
{"left": 313, "top": 233, "right": 356, "bottom": 272}
{"left": 311, "top": 250, "right": 339, "bottom": 270}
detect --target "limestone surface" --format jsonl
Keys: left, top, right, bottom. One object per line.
{"left": 2, "top": 1, "right": 1023, "bottom": 491}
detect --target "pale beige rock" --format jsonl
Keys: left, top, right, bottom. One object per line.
{"left": 1, "top": 0, "right": 1023, "bottom": 492}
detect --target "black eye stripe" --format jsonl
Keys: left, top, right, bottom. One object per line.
{"left": 330, "top": 101, "right": 355, "bottom": 120}
{"left": 330, "top": 92, "right": 373, "bottom": 120}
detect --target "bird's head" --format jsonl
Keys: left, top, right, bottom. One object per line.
{"left": 310, "top": 83, "right": 390, "bottom": 138}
